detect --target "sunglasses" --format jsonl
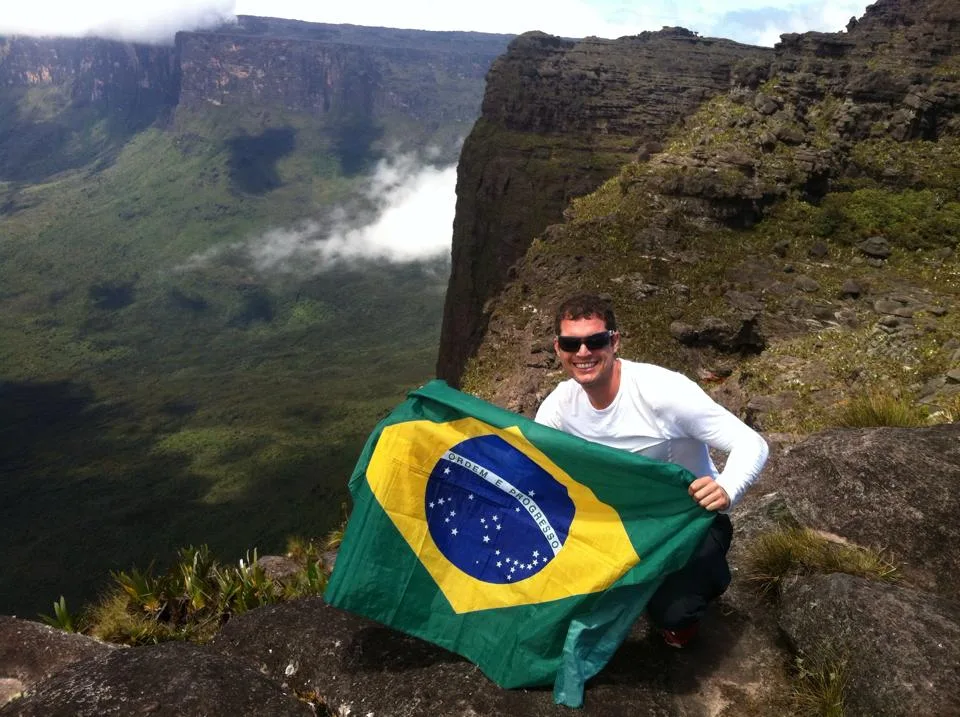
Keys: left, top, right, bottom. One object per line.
{"left": 556, "top": 330, "right": 616, "bottom": 352}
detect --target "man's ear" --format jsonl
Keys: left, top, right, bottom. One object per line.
{"left": 612, "top": 331, "right": 621, "bottom": 353}
{"left": 553, "top": 336, "right": 561, "bottom": 355}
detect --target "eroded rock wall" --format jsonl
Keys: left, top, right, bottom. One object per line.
{"left": 437, "top": 29, "right": 773, "bottom": 385}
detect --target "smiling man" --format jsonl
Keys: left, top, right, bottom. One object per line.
{"left": 534, "top": 293, "right": 768, "bottom": 647}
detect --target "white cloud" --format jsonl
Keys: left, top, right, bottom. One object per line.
{"left": 182, "top": 154, "right": 456, "bottom": 274}
{"left": 2, "top": 1, "right": 875, "bottom": 46}
{"left": 1, "top": 1, "right": 235, "bottom": 44}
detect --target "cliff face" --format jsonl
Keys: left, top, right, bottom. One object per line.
{"left": 452, "top": 0, "right": 960, "bottom": 431}
{"left": 437, "top": 29, "right": 773, "bottom": 385}
{"left": 0, "top": 19, "right": 511, "bottom": 182}
{"left": 177, "top": 19, "right": 504, "bottom": 122}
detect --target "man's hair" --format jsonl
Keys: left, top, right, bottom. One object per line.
{"left": 553, "top": 294, "right": 617, "bottom": 334}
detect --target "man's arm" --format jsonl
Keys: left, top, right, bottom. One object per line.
{"left": 664, "top": 373, "right": 769, "bottom": 509}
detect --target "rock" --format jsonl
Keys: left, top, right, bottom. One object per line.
{"left": 438, "top": 31, "right": 774, "bottom": 385}
{"left": 754, "top": 92, "right": 781, "bottom": 115}
{"left": 773, "top": 123, "right": 806, "bottom": 145}
{"left": 668, "top": 320, "right": 698, "bottom": 343}
{"left": 947, "top": 369, "right": 960, "bottom": 384}
{"left": 772, "top": 424, "right": 960, "bottom": 597}
{"left": 670, "top": 315, "right": 766, "bottom": 353}
{"left": 257, "top": 555, "right": 303, "bottom": 583}
{"left": 807, "top": 241, "right": 829, "bottom": 258}
{"left": 793, "top": 275, "right": 819, "bottom": 293}
{"left": 212, "top": 597, "right": 791, "bottom": 716}
{"left": 779, "top": 573, "right": 960, "bottom": 717}
{"left": 0, "top": 642, "right": 310, "bottom": 716}
{"left": 0, "top": 682, "right": 23, "bottom": 710}
{"left": 839, "top": 279, "right": 863, "bottom": 298}
{"left": 771, "top": 239, "right": 790, "bottom": 257}
{"left": 724, "top": 291, "right": 763, "bottom": 312}
{"left": 873, "top": 298, "right": 905, "bottom": 315}
{"left": 0, "top": 617, "right": 118, "bottom": 707}
{"left": 857, "top": 236, "right": 891, "bottom": 258}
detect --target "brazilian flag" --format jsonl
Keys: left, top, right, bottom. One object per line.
{"left": 324, "top": 380, "right": 713, "bottom": 707}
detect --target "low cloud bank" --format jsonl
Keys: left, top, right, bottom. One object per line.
{"left": 1, "top": 1, "right": 234, "bottom": 44}
{"left": 183, "top": 154, "right": 456, "bottom": 275}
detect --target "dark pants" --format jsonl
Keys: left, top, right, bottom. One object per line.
{"left": 646, "top": 513, "right": 733, "bottom": 630}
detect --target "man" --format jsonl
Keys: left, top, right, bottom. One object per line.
{"left": 535, "top": 293, "right": 768, "bottom": 647}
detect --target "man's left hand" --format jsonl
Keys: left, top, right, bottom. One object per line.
{"left": 689, "top": 477, "right": 730, "bottom": 511}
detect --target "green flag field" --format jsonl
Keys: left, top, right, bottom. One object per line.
{"left": 324, "top": 380, "right": 713, "bottom": 707}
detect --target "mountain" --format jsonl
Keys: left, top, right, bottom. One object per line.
{"left": 447, "top": 0, "right": 960, "bottom": 431}
{"left": 0, "top": 19, "right": 511, "bottom": 617}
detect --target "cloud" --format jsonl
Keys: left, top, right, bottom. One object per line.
{"left": 2, "top": 1, "right": 874, "bottom": 46}
{"left": 182, "top": 154, "right": 456, "bottom": 275}
{"left": 706, "top": 2, "right": 869, "bottom": 46}
{"left": 1, "top": 1, "right": 235, "bottom": 44}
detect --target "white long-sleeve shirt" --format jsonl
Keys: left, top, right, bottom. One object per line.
{"left": 534, "top": 359, "right": 768, "bottom": 508}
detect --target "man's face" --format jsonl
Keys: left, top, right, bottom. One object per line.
{"left": 554, "top": 316, "right": 620, "bottom": 389}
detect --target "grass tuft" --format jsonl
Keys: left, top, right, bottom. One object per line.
{"left": 746, "top": 528, "right": 898, "bottom": 596}
{"left": 792, "top": 651, "right": 848, "bottom": 717}
{"left": 837, "top": 391, "right": 928, "bottom": 428}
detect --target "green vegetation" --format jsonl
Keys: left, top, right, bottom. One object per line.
{"left": 78, "top": 542, "right": 328, "bottom": 645}
{"left": 792, "top": 650, "right": 848, "bottom": 717}
{"left": 837, "top": 391, "right": 929, "bottom": 428}
{"left": 0, "top": 93, "right": 454, "bottom": 615}
{"left": 39, "top": 596, "right": 78, "bottom": 633}
{"left": 745, "top": 528, "right": 898, "bottom": 597}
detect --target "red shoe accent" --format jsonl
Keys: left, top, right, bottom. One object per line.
{"left": 661, "top": 622, "right": 699, "bottom": 648}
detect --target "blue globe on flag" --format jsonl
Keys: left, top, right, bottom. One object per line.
{"left": 425, "top": 434, "right": 576, "bottom": 584}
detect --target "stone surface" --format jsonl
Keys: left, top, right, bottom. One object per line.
{"left": 0, "top": 617, "right": 117, "bottom": 704}
{"left": 212, "top": 596, "right": 791, "bottom": 716}
{"left": 779, "top": 573, "right": 960, "bottom": 717}
{"left": 0, "top": 642, "right": 311, "bottom": 717}
{"left": 771, "top": 423, "right": 960, "bottom": 597}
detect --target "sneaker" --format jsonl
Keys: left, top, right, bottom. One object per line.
{"left": 661, "top": 622, "right": 699, "bottom": 648}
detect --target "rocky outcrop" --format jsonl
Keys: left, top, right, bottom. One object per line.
{"left": 0, "top": 20, "right": 511, "bottom": 182}
{"left": 176, "top": 20, "right": 508, "bottom": 121}
{"left": 437, "top": 30, "right": 773, "bottom": 385}
{"left": 0, "top": 642, "right": 311, "bottom": 716}
{"left": 441, "top": 0, "right": 960, "bottom": 392}
{"left": 780, "top": 573, "right": 960, "bottom": 717}
{"left": 769, "top": 423, "right": 960, "bottom": 598}
{"left": 446, "top": 0, "right": 960, "bottom": 436}
{"left": 0, "top": 617, "right": 118, "bottom": 707}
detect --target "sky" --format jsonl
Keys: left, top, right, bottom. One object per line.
{"left": 2, "top": 0, "right": 876, "bottom": 48}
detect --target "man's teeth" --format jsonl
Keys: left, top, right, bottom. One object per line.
{"left": 574, "top": 361, "right": 597, "bottom": 368}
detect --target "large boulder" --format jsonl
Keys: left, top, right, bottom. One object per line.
{"left": 212, "top": 596, "right": 792, "bottom": 716}
{"left": 0, "top": 617, "right": 117, "bottom": 708}
{"left": 770, "top": 424, "right": 960, "bottom": 597}
{"left": 0, "top": 641, "right": 311, "bottom": 716}
{"left": 779, "top": 573, "right": 960, "bottom": 717}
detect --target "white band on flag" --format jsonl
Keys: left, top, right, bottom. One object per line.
{"left": 442, "top": 450, "right": 562, "bottom": 555}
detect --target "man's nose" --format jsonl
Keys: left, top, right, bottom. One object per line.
{"left": 576, "top": 342, "right": 591, "bottom": 356}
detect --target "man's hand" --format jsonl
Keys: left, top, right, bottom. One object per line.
{"left": 689, "top": 476, "right": 730, "bottom": 511}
